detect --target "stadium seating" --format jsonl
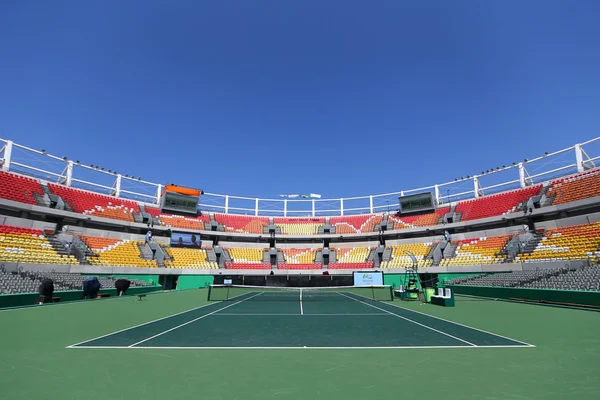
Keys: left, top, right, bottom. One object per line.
{"left": 330, "top": 214, "right": 383, "bottom": 234}
{"left": 214, "top": 214, "right": 269, "bottom": 234}
{"left": 158, "top": 214, "right": 209, "bottom": 230}
{"left": 48, "top": 183, "right": 139, "bottom": 222}
{"left": 164, "top": 247, "right": 218, "bottom": 269}
{"left": 224, "top": 262, "right": 271, "bottom": 269}
{"left": 389, "top": 208, "right": 449, "bottom": 230}
{"left": 0, "top": 224, "right": 78, "bottom": 265}
{"left": 455, "top": 186, "right": 541, "bottom": 221}
{"left": 546, "top": 169, "right": 600, "bottom": 205}
{"left": 439, "top": 236, "right": 509, "bottom": 267}
{"left": 334, "top": 247, "right": 371, "bottom": 263}
{"left": 328, "top": 262, "right": 373, "bottom": 269}
{"left": 277, "top": 263, "right": 323, "bottom": 270}
{"left": 380, "top": 243, "right": 434, "bottom": 268}
{"left": 274, "top": 218, "right": 324, "bottom": 235}
{"left": 227, "top": 247, "right": 265, "bottom": 263}
{"left": 282, "top": 248, "right": 317, "bottom": 264}
{"left": 515, "top": 222, "right": 600, "bottom": 263}
{"left": 81, "top": 235, "right": 157, "bottom": 268}
{"left": 328, "top": 248, "right": 374, "bottom": 269}
{"left": 0, "top": 171, "right": 44, "bottom": 205}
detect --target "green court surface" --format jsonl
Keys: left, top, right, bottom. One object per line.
{"left": 1, "top": 289, "right": 599, "bottom": 400}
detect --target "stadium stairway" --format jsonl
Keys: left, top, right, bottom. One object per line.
{"left": 45, "top": 233, "right": 75, "bottom": 261}
{"left": 137, "top": 243, "right": 154, "bottom": 260}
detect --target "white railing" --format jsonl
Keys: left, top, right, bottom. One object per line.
{"left": 1, "top": 137, "right": 599, "bottom": 217}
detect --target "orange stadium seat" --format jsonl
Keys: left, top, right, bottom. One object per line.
{"left": 330, "top": 214, "right": 383, "bottom": 234}
{"left": 48, "top": 184, "right": 140, "bottom": 222}
{"left": 214, "top": 214, "right": 269, "bottom": 234}
{"left": 546, "top": 169, "right": 600, "bottom": 205}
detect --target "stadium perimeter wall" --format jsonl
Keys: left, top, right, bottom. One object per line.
{"left": 448, "top": 285, "right": 600, "bottom": 308}
{"left": 0, "top": 285, "right": 162, "bottom": 308}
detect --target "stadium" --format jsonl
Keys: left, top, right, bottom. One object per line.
{"left": 1, "top": 136, "right": 600, "bottom": 399}
{"left": 3, "top": 2, "right": 600, "bottom": 399}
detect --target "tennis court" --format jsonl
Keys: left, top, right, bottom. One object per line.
{"left": 68, "top": 286, "right": 533, "bottom": 349}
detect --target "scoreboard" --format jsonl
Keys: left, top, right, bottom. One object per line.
{"left": 160, "top": 185, "right": 201, "bottom": 215}
{"left": 398, "top": 192, "right": 435, "bottom": 214}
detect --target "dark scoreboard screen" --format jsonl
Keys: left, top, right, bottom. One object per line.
{"left": 161, "top": 185, "right": 201, "bottom": 215}
{"left": 399, "top": 192, "right": 435, "bottom": 214}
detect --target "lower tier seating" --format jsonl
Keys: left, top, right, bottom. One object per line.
{"left": 0, "top": 225, "right": 78, "bottom": 265}
{"left": 380, "top": 243, "right": 433, "bottom": 268}
{"left": 81, "top": 235, "right": 158, "bottom": 268}
{"left": 164, "top": 247, "right": 218, "bottom": 269}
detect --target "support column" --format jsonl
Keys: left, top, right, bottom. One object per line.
{"left": 1, "top": 140, "right": 13, "bottom": 172}
{"left": 114, "top": 174, "right": 122, "bottom": 197}
{"left": 340, "top": 198, "right": 344, "bottom": 216}
{"left": 65, "top": 160, "right": 73, "bottom": 187}
{"left": 224, "top": 195, "right": 229, "bottom": 214}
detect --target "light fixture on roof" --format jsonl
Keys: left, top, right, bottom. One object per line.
{"left": 524, "top": 158, "right": 528, "bottom": 162}
{"left": 467, "top": 175, "right": 470, "bottom": 179}
{"left": 41, "top": 149, "right": 46, "bottom": 154}
{"left": 101, "top": 168, "right": 105, "bottom": 171}
{"left": 486, "top": 170, "right": 490, "bottom": 173}
{"left": 108, "top": 170, "right": 112, "bottom": 173}
{"left": 502, "top": 165, "right": 506, "bottom": 168}
{"left": 63, "top": 156, "right": 68, "bottom": 161}
{"left": 76, "top": 160, "right": 80, "bottom": 164}
{"left": 454, "top": 178, "right": 458, "bottom": 181}
{"left": 138, "top": 177, "right": 141, "bottom": 181}
{"left": 512, "top": 162, "right": 516, "bottom": 166}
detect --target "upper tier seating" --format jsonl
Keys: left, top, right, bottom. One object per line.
{"left": 274, "top": 218, "right": 324, "bottom": 235}
{"left": 48, "top": 184, "right": 139, "bottom": 222}
{"left": 214, "top": 214, "right": 269, "bottom": 234}
{"left": 380, "top": 243, "right": 434, "bottom": 268}
{"left": 81, "top": 235, "right": 157, "bottom": 268}
{"left": 164, "top": 247, "right": 217, "bottom": 269}
{"left": 282, "top": 248, "right": 317, "bottom": 264}
{"left": 0, "top": 224, "right": 78, "bottom": 265}
{"left": 224, "top": 262, "right": 272, "bottom": 269}
{"left": 389, "top": 208, "right": 450, "bottom": 230}
{"left": 330, "top": 214, "right": 384, "bottom": 234}
{"left": 455, "top": 186, "right": 541, "bottom": 221}
{"left": 547, "top": 169, "right": 600, "bottom": 205}
{"left": 0, "top": 171, "right": 44, "bottom": 205}
{"left": 439, "top": 235, "right": 509, "bottom": 267}
{"left": 158, "top": 214, "right": 209, "bottom": 230}
{"left": 515, "top": 222, "right": 600, "bottom": 263}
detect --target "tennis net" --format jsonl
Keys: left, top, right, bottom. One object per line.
{"left": 207, "top": 284, "right": 394, "bottom": 302}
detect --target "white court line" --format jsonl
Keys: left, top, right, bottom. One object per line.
{"left": 211, "top": 313, "right": 391, "bottom": 316}
{"left": 338, "top": 293, "right": 477, "bottom": 347}
{"left": 126, "top": 292, "right": 264, "bottom": 348}
{"left": 66, "top": 292, "right": 252, "bottom": 348}
{"left": 67, "top": 345, "right": 534, "bottom": 350}
{"left": 300, "top": 288, "right": 303, "bottom": 315}
{"left": 379, "top": 296, "right": 536, "bottom": 348}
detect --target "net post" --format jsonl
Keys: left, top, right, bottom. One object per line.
{"left": 226, "top": 285, "right": 230, "bottom": 300}
{"left": 372, "top": 286, "right": 375, "bottom": 300}
{"left": 207, "top": 284, "right": 212, "bottom": 301}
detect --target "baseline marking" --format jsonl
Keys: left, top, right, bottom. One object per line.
{"left": 338, "top": 293, "right": 477, "bottom": 347}
{"left": 127, "top": 292, "right": 263, "bottom": 348}
{"left": 211, "top": 313, "right": 391, "bottom": 316}
{"left": 67, "top": 292, "right": 252, "bottom": 348}
{"left": 68, "top": 345, "right": 534, "bottom": 350}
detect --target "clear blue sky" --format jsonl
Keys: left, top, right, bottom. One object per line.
{"left": 1, "top": 1, "right": 599, "bottom": 199}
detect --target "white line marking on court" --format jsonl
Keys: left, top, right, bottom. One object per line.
{"left": 67, "top": 344, "right": 534, "bottom": 350}
{"left": 126, "top": 292, "right": 264, "bottom": 348}
{"left": 338, "top": 293, "right": 477, "bottom": 347}
{"left": 300, "top": 288, "right": 303, "bottom": 315}
{"left": 382, "top": 298, "right": 536, "bottom": 348}
{"left": 66, "top": 292, "right": 252, "bottom": 348}
{"left": 211, "top": 313, "right": 391, "bottom": 316}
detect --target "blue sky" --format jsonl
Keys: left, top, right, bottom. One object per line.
{"left": 1, "top": 0, "right": 600, "bottom": 201}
